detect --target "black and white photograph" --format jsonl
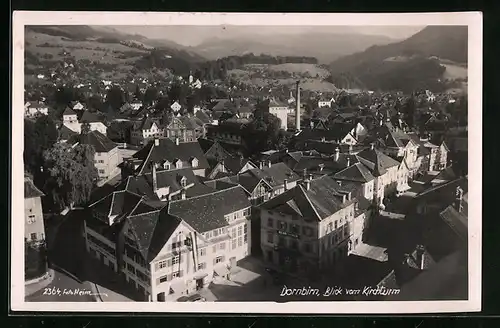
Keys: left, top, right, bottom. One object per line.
{"left": 11, "top": 12, "right": 482, "bottom": 313}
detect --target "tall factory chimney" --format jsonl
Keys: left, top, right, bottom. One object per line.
{"left": 295, "top": 80, "right": 301, "bottom": 131}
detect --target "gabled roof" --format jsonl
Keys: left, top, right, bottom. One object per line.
{"left": 222, "top": 156, "right": 257, "bottom": 174}
{"left": 73, "top": 130, "right": 117, "bottom": 153}
{"left": 24, "top": 177, "right": 44, "bottom": 198}
{"left": 135, "top": 116, "right": 161, "bottom": 131}
{"left": 62, "top": 107, "right": 77, "bottom": 116}
{"left": 260, "top": 175, "right": 350, "bottom": 221}
{"left": 58, "top": 124, "right": 78, "bottom": 140}
{"left": 133, "top": 138, "right": 210, "bottom": 175}
{"left": 167, "top": 186, "right": 251, "bottom": 233}
{"left": 142, "top": 167, "right": 199, "bottom": 194}
{"left": 90, "top": 190, "right": 145, "bottom": 225}
{"left": 356, "top": 148, "right": 400, "bottom": 176}
{"left": 333, "top": 163, "right": 375, "bottom": 183}
{"left": 195, "top": 110, "right": 212, "bottom": 124}
{"left": 80, "top": 111, "right": 102, "bottom": 123}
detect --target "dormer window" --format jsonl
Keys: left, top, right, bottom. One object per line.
{"left": 175, "top": 159, "right": 182, "bottom": 169}
{"left": 179, "top": 176, "right": 187, "bottom": 188}
{"left": 190, "top": 157, "right": 199, "bottom": 168}
{"left": 163, "top": 161, "right": 171, "bottom": 170}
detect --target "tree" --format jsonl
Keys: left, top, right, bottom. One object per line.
{"left": 24, "top": 116, "right": 58, "bottom": 175}
{"left": 107, "top": 121, "right": 134, "bottom": 143}
{"left": 106, "top": 86, "right": 125, "bottom": 111}
{"left": 144, "top": 87, "right": 159, "bottom": 105}
{"left": 42, "top": 143, "right": 98, "bottom": 210}
{"left": 244, "top": 104, "right": 283, "bottom": 155}
{"left": 81, "top": 121, "right": 91, "bottom": 135}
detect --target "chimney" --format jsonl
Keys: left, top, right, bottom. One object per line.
{"left": 283, "top": 179, "right": 288, "bottom": 191}
{"left": 370, "top": 143, "right": 375, "bottom": 150}
{"left": 220, "top": 160, "right": 225, "bottom": 173}
{"left": 295, "top": 81, "right": 301, "bottom": 131}
{"left": 348, "top": 145, "right": 353, "bottom": 154}
{"left": 318, "top": 163, "right": 325, "bottom": 172}
{"left": 154, "top": 138, "right": 160, "bottom": 146}
{"left": 175, "top": 137, "right": 180, "bottom": 145}
{"left": 455, "top": 186, "right": 464, "bottom": 213}
{"left": 346, "top": 157, "right": 350, "bottom": 168}
{"left": 337, "top": 180, "right": 342, "bottom": 187}
{"left": 152, "top": 163, "right": 158, "bottom": 192}
{"left": 334, "top": 147, "right": 340, "bottom": 161}
{"left": 180, "top": 189, "right": 186, "bottom": 200}
{"left": 259, "top": 161, "right": 264, "bottom": 170}
{"left": 303, "top": 168, "right": 307, "bottom": 180}
{"left": 416, "top": 245, "right": 425, "bottom": 270}
{"left": 310, "top": 121, "right": 314, "bottom": 129}
{"left": 304, "top": 175, "right": 311, "bottom": 190}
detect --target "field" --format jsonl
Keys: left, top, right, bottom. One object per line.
{"left": 442, "top": 64, "right": 468, "bottom": 80}
{"left": 266, "top": 63, "right": 330, "bottom": 78}
{"left": 25, "top": 30, "right": 148, "bottom": 64}
{"left": 228, "top": 63, "right": 337, "bottom": 92}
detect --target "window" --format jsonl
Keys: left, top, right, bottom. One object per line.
{"left": 98, "top": 169, "right": 105, "bottom": 174}
{"left": 171, "top": 241, "right": 182, "bottom": 250}
{"left": 278, "top": 221, "right": 287, "bottom": 231}
{"left": 172, "top": 270, "right": 182, "bottom": 278}
{"left": 159, "top": 275, "right": 168, "bottom": 283}
{"left": 304, "top": 243, "right": 311, "bottom": 253}
{"left": 214, "top": 229, "right": 219, "bottom": 237}
{"left": 267, "top": 232, "right": 274, "bottom": 243}
{"left": 27, "top": 215, "right": 36, "bottom": 224}
{"left": 158, "top": 260, "right": 167, "bottom": 269}
{"left": 172, "top": 255, "right": 180, "bottom": 265}
{"left": 219, "top": 242, "right": 225, "bottom": 250}
{"left": 180, "top": 177, "right": 187, "bottom": 188}
{"left": 30, "top": 233, "right": 37, "bottom": 240}
{"left": 267, "top": 218, "right": 274, "bottom": 228}
{"left": 232, "top": 228, "right": 236, "bottom": 238}
{"left": 238, "top": 237, "right": 243, "bottom": 247}
{"left": 290, "top": 224, "right": 299, "bottom": 234}
{"left": 327, "top": 222, "right": 333, "bottom": 232}
{"left": 198, "top": 262, "right": 206, "bottom": 270}
{"left": 237, "top": 226, "right": 242, "bottom": 236}
{"left": 244, "top": 234, "right": 248, "bottom": 244}
{"left": 215, "top": 256, "right": 224, "bottom": 264}
{"left": 198, "top": 248, "right": 206, "bottom": 257}
{"left": 232, "top": 239, "right": 237, "bottom": 249}
{"left": 334, "top": 220, "right": 338, "bottom": 229}
{"left": 243, "top": 208, "right": 251, "bottom": 216}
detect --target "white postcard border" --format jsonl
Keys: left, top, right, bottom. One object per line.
{"left": 11, "top": 11, "right": 482, "bottom": 313}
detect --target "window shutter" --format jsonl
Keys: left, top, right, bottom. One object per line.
{"left": 156, "top": 278, "right": 161, "bottom": 285}
{"left": 155, "top": 262, "right": 159, "bottom": 271}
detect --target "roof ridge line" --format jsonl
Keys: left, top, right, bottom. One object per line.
{"left": 170, "top": 184, "right": 243, "bottom": 203}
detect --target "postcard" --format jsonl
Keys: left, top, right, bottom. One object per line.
{"left": 11, "top": 11, "right": 482, "bottom": 313}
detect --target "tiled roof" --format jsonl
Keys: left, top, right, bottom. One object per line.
{"left": 62, "top": 107, "right": 77, "bottom": 116}
{"left": 143, "top": 167, "right": 199, "bottom": 194}
{"left": 58, "top": 124, "right": 78, "bottom": 140}
{"left": 80, "top": 111, "right": 102, "bottom": 123}
{"left": 222, "top": 156, "right": 257, "bottom": 174}
{"left": 439, "top": 205, "right": 467, "bottom": 241}
{"left": 195, "top": 110, "right": 212, "bottom": 124}
{"left": 333, "top": 163, "right": 375, "bottom": 183}
{"left": 261, "top": 175, "right": 351, "bottom": 221}
{"left": 168, "top": 186, "right": 251, "bottom": 233}
{"left": 75, "top": 130, "right": 117, "bottom": 153}
{"left": 90, "top": 190, "right": 145, "bottom": 225}
{"left": 356, "top": 148, "right": 400, "bottom": 176}
{"left": 24, "top": 177, "right": 44, "bottom": 198}
{"left": 133, "top": 138, "right": 209, "bottom": 175}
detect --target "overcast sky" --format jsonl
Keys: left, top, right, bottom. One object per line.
{"left": 108, "top": 25, "right": 425, "bottom": 47}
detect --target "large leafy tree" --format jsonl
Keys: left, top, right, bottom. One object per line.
{"left": 244, "top": 101, "right": 284, "bottom": 155}
{"left": 24, "top": 116, "right": 58, "bottom": 175}
{"left": 42, "top": 143, "right": 98, "bottom": 210}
